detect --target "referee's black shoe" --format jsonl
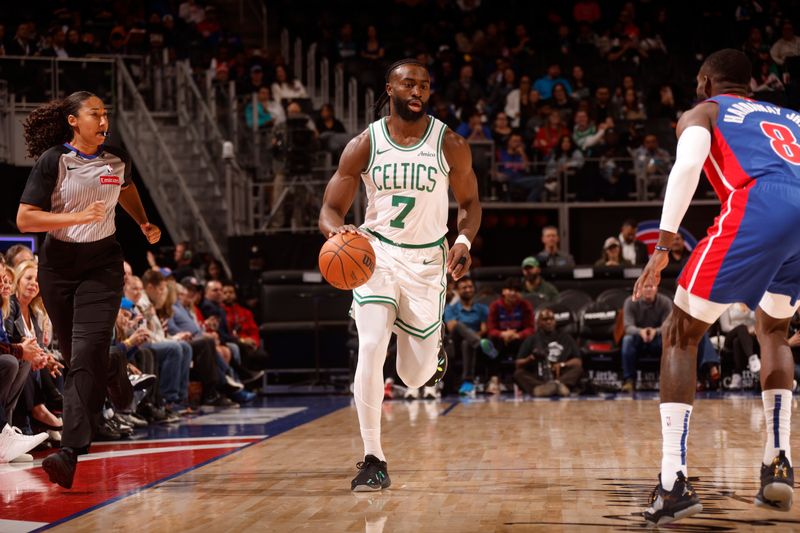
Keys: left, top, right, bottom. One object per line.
{"left": 424, "top": 346, "right": 448, "bottom": 387}
{"left": 643, "top": 472, "right": 702, "bottom": 526}
{"left": 42, "top": 447, "right": 78, "bottom": 489}
{"left": 351, "top": 455, "right": 391, "bottom": 492}
{"left": 755, "top": 450, "right": 794, "bottom": 511}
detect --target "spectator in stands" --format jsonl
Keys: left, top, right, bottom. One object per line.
{"left": 336, "top": 22, "right": 358, "bottom": 71}
{"left": 487, "top": 278, "right": 535, "bottom": 391}
{"left": 511, "top": 21, "right": 535, "bottom": 62}
{"left": 6, "top": 22, "right": 37, "bottom": 56}
{"left": 125, "top": 275, "right": 191, "bottom": 412}
{"left": 315, "top": 103, "right": 346, "bottom": 134}
{"left": 65, "top": 29, "right": 85, "bottom": 57}
{"left": 573, "top": 110, "right": 612, "bottom": 155}
{"left": 271, "top": 65, "right": 308, "bottom": 103}
{"left": 6, "top": 261, "right": 63, "bottom": 438}
{"left": 570, "top": 65, "right": 591, "bottom": 102}
{"left": 533, "top": 111, "right": 570, "bottom": 158}
{"left": 446, "top": 64, "right": 484, "bottom": 105}
{"left": 0, "top": 259, "right": 48, "bottom": 462}
{"left": 545, "top": 135, "right": 584, "bottom": 198}
{"left": 40, "top": 28, "right": 69, "bottom": 58}
{"left": 204, "top": 259, "right": 228, "bottom": 284}
{"left": 202, "top": 280, "right": 269, "bottom": 372}
{"left": 487, "top": 67, "right": 516, "bottom": 116}
{"left": 619, "top": 88, "right": 647, "bottom": 121}
{"left": 742, "top": 26, "right": 765, "bottom": 61}
{"left": 533, "top": 64, "right": 572, "bottom": 100}
{"left": 751, "top": 56, "right": 785, "bottom": 96}
{"left": 620, "top": 283, "right": 671, "bottom": 392}
{"left": 595, "top": 237, "right": 632, "bottom": 267}
{"left": 591, "top": 85, "right": 618, "bottom": 124}
{"left": 221, "top": 283, "right": 261, "bottom": 349}
{"left": 443, "top": 277, "right": 494, "bottom": 396}
{"left": 114, "top": 299, "right": 173, "bottom": 424}
{"left": 239, "top": 64, "right": 267, "bottom": 96}
{"left": 490, "top": 112, "right": 513, "bottom": 148}
{"left": 456, "top": 111, "right": 492, "bottom": 141}
{"left": 535, "top": 226, "right": 575, "bottom": 268}
{"left": 632, "top": 134, "right": 671, "bottom": 198}
{"left": 770, "top": 20, "right": 800, "bottom": 67}
{"left": 497, "top": 133, "right": 544, "bottom": 201}
{"left": 520, "top": 257, "right": 558, "bottom": 302}
{"left": 549, "top": 83, "right": 576, "bottom": 125}
{"left": 514, "top": 307, "right": 583, "bottom": 397}
{"left": 5, "top": 245, "right": 33, "bottom": 267}
{"left": 652, "top": 85, "right": 681, "bottom": 126}
{"left": 668, "top": 232, "right": 689, "bottom": 269}
{"left": 170, "top": 242, "right": 196, "bottom": 281}
{"left": 244, "top": 86, "right": 275, "bottom": 130}
{"left": 316, "top": 103, "right": 349, "bottom": 159}
{"left": 618, "top": 219, "right": 648, "bottom": 266}
{"left": 196, "top": 6, "right": 222, "bottom": 43}
{"left": 720, "top": 303, "right": 759, "bottom": 390}
{"left": 359, "top": 24, "right": 385, "bottom": 72}
{"left": 504, "top": 75, "right": 532, "bottom": 128}
{"left": 157, "top": 279, "right": 240, "bottom": 407}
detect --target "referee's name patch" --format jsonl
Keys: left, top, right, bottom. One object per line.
{"left": 100, "top": 175, "right": 121, "bottom": 185}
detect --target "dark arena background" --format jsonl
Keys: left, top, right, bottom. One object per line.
{"left": 1, "top": 0, "right": 800, "bottom": 531}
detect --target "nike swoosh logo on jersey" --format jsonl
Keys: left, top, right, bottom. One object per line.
{"left": 422, "top": 258, "right": 436, "bottom": 265}
{"left": 67, "top": 166, "right": 78, "bottom": 170}
{"left": 376, "top": 148, "right": 391, "bottom": 155}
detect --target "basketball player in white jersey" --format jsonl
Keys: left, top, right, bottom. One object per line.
{"left": 319, "top": 59, "right": 481, "bottom": 491}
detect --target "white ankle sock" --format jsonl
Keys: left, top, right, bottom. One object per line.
{"left": 762, "top": 389, "right": 792, "bottom": 465}
{"left": 660, "top": 402, "right": 693, "bottom": 491}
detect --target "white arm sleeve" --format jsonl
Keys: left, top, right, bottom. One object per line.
{"left": 659, "top": 125, "right": 712, "bottom": 233}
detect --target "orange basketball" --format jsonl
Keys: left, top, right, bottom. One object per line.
{"left": 319, "top": 233, "right": 376, "bottom": 290}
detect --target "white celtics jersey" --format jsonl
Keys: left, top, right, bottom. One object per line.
{"left": 361, "top": 115, "right": 450, "bottom": 246}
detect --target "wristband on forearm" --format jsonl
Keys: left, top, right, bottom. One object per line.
{"left": 454, "top": 234, "right": 471, "bottom": 251}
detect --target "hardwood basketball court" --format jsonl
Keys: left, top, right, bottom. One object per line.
{"left": 5, "top": 393, "right": 797, "bottom": 532}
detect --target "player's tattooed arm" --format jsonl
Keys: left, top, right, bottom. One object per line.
{"left": 443, "top": 129, "right": 482, "bottom": 280}
{"left": 319, "top": 130, "right": 371, "bottom": 238}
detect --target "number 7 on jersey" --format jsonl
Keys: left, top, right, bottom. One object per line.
{"left": 389, "top": 195, "right": 416, "bottom": 229}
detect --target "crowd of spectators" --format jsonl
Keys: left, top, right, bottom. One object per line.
{"left": 432, "top": 212, "right": 800, "bottom": 399}
{"left": 0, "top": 241, "right": 268, "bottom": 463}
{"left": 6, "top": 2, "right": 800, "bottom": 208}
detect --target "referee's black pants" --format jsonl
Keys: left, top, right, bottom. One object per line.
{"left": 38, "top": 235, "right": 123, "bottom": 453}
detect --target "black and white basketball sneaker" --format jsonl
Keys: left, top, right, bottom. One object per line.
{"left": 351, "top": 455, "right": 391, "bottom": 492}
{"left": 643, "top": 472, "right": 703, "bottom": 526}
{"left": 424, "top": 345, "right": 448, "bottom": 387}
{"left": 755, "top": 450, "right": 794, "bottom": 511}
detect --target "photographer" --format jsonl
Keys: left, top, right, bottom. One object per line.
{"left": 270, "top": 101, "right": 319, "bottom": 228}
{"left": 513, "top": 307, "right": 582, "bottom": 397}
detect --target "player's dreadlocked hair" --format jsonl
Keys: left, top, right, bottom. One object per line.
{"left": 23, "top": 91, "right": 96, "bottom": 159}
{"left": 702, "top": 49, "right": 752, "bottom": 86}
{"left": 374, "top": 58, "right": 426, "bottom": 119}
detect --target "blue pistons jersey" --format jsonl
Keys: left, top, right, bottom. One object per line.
{"left": 679, "top": 94, "right": 800, "bottom": 308}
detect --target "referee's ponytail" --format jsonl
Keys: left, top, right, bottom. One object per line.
{"left": 23, "top": 91, "right": 97, "bottom": 159}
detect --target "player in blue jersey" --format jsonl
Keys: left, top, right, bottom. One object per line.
{"left": 634, "top": 49, "right": 798, "bottom": 525}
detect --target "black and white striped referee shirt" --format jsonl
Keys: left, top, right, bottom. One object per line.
{"left": 20, "top": 143, "right": 131, "bottom": 243}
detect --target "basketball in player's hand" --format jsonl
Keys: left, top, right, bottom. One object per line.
{"left": 319, "top": 233, "right": 376, "bottom": 290}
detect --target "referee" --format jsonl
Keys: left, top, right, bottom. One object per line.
{"left": 16, "top": 91, "right": 161, "bottom": 489}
